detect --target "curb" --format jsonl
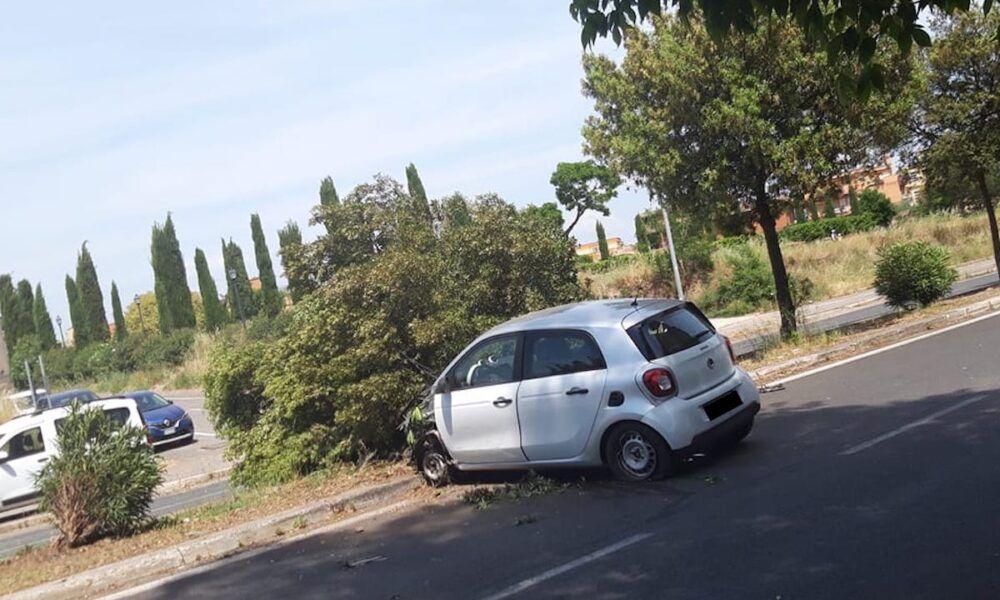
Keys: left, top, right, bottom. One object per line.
{"left": 749, "top": 294, "right": 1000, "bottom": 382}
{"left": 8, "top": 475, "right": 418, "bottom": 600}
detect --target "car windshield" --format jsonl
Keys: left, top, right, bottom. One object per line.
{"left": 628, "top": 304, "right": 715, "bottom": 360}
{"left": 47, "top": 390, "right": 98, "bottom": 409}
{"left": 130, "top": 392, "right": 171, "bottom": 412}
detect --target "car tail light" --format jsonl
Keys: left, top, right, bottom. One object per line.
{"left": 723, "top": 335, "right": 736, "bottom": 363}
{"left": 642, "top": 368, "right": 676, "bottom": 399}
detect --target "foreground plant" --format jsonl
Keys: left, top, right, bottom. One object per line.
{"left": 874, "top": 241, "right": 958, "bottom": 309}
{"left": 36, "top": 403, "right": 162, "bottom": 548}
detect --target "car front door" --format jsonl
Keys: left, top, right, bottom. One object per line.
{"left": 517, "top": 330, "right": 608, "bottom": 461}
{"left": 435, "top": 334, "right": 526, "bottom": 464}
{"left": 0, "top": 425, "right": 50, "bottom": 507}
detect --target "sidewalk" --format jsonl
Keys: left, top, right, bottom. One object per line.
{"left": 714, "top": 257, "right": 999, "bottom": 354}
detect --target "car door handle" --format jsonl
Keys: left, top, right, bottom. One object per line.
{"left": 566, "top": 387, "right": 589, "bottom": 396}
{"left": 493, "top": 397, "right": 513, "bottom": 407}
{"left": 37, "top": 457, "right": 48, "bottom": 463}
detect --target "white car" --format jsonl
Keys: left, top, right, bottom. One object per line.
{"left": 0, "top": 398, "right": 147, "bottom": 510}
{"left": 416, "top": 299, "right": 761, "bottom": 484}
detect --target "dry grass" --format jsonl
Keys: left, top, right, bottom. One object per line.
{"left": 586, "top": 212, "right": 995, "bottom": 308}
{"left": 0, "top": 461, "right": 413, "bottom": 596}
{"left": 70, "top": 332, "right": 215, "bottom": 394}
{"left": 0, "top": 396, "right": 16, "bottom": 425}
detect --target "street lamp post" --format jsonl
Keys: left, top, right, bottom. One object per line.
{"left": 228, "top": 268, "right": 246, "bottom": 327}
{"left": 134, "top": 294, "right": 146, "bottom": 333}
{"left": 55, "top": 315, "right": 66, "bottom": 347}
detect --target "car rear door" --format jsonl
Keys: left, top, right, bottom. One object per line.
{"left": 0, "top": 424, "right": 50, "bottom": 507}
{"left": 435, "top": 334, "right": 526, "bottom": 464}
{"left": 517, "top": 329, "right": 608, "bottom": 461}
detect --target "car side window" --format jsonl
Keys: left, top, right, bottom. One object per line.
{"left": 104, "top": 408, "right": 131, "bottom": 428}
{"left": 450, "top": 335, "right": 519, "bottom": 391}
{"left": 525, "top": 330, "right": 606, "bottom": 379}
{"left": 1, "top": 427, "right": 46, "bottom": 460}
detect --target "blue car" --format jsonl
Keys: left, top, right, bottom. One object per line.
{"left": 123, "top": 391, "right": 195, "bottom": 447}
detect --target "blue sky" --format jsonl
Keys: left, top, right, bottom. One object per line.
{"left": 0, "top": 1, "right": 649, "bottom": 327}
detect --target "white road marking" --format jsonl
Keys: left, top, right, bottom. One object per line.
{"left": 841, "top": 394, "right": 989, "bottom": 456}
{"left": 480, "top": 532, "right": 653, "bottom": 600}
{"left": 770, "top": 309, "right": 1000, "bottom": 386}
{"left": 194, "top": 431, "right": 218, "bottom": 438}
{"left": 153, "top": 488, "right": 232, "bottom": 513}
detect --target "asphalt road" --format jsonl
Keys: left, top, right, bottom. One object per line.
{"left": 733, "top": 271, "right": 1000, "bottom": 356}
{"left": 131, "top": 310, "right": 1000, "bottom": 599}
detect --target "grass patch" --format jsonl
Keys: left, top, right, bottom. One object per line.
{"left": 0, "top": 461, "right": 412, "bottom": 596}
{"left": 461, "top": 472, "right": 572, "bottom": 510}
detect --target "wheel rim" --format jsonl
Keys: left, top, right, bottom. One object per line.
{"left": 617, "top": 430, "right": 656, "bottom": 478}
{"left": 422, "top": 451, "right": 447, "bottom": 482}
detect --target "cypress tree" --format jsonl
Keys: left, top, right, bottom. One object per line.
{"left": 64, "top": 276, "right": 84, "bottom": 347}
{"left": 794, "top": 200, "right": 807, "bottom": 223}
{"left": 33, "top": 284, "right": 57, "bottom": 350}
{"left": 634, "top": 214, "right": 650, "bottom": 253}
{"left": 848, "top": 186, "right": 860, "bottom": 215}
{"left": 405, "top": 163, "right": 434, "bottom": 225}
{"left": 75, "top": 243, "right": 109, "bottom": 346}
{"left": 277, "top": 221, "right": 306, "bottom": 303}
{"left": 9, "top": 279, "right": 36, "bottom": 349}
{"left": 250, "top": 214, "right": 282, "bottom": 317}
{"left": 809, "top": 200, "right": 821, "bottom": 221}
{"left": 0, "top": 275, "right": 15, "bottom": 349}
{"left": 221, "top": 238, "right": 257, "bottom": 322}
{"left": 194, "top": 248, "right": 227, "bottom": 332}
{"left": 110, "top": 282, "right": 127, "bottom": 341}
{"left": 823, "top": 196, "right": 837, "bottom": 219}
{"left": 596, "top": 221, "right": 610, "bottom": 262}
{"left": 319, "top": 176, "right": 340, "bottom": 207}
{"left": 440, "top": 194, "right": 471, "bottom": 229}
{"left": 151, "top": 214, "right": 196, "bottom": 333}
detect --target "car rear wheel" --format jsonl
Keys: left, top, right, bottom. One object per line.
{"left": 603, "top": 422, "right": 674, "bottom": 482}
{"left": 418, "top": 437, "right": 452, "bottom": 487}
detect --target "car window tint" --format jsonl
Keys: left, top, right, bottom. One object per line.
{"left": 133, "top": 393, "right": 169, "bottom": 412}
{"left": 630, "top": 306, "right": 714, "bottom": 359}
{"left": 451, "top": 336, "right": 518, "bottom": 390}
{"left": 104, "top": 408, "right": 131, "bottom": 428}
{"left": 1, "top": 427, "right": 46, "bottom": 460}
{"left": 526, "top": 331, "right": 606, "bottom": 379}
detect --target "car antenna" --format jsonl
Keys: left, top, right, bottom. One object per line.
{"left": 630, "top": 295, "right": 639, "bottom": 307}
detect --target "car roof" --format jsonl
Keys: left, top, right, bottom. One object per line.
{"left": 0, "top": 398, "right": 139, "bottom": 439}
{"left": 46, "top": 388, "right": 96, "bottom": 400}
{"left": 483, "top": 299, "right": 683, "bottom": 337}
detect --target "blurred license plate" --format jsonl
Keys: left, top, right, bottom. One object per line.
{"left": 163, "top": 427, "right": 176, "bottom": 435}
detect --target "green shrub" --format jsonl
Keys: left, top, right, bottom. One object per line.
{"left": 780, "top": 215, "right": 876, "bottom": 242}
{"left": 873, "top": 241, "right": 957, "bottom": 308}
{"left": 712, "top": 234, "right": 757, "bottom": 249}
{"left": 10, "top": 335, "right": 43, "bottom": 388}
{"left": 36, "top": 402, "right": 162, "bottom": 547}
{"left": 204, "top": 341, "right": 271, "bottom": 437}
{"left": 71, "top": 342, "right": 117, "bottom": 379}
{"left": 703, "top": 246, "right": 775, "bottom": 315}
{"left": 857, "top": 189, "right": 896, "bottom": 227}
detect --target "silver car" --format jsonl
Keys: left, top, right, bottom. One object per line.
{"left": 416, "top": 299, "right": 761, "bottom": 484}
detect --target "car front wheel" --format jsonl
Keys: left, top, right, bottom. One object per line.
{"left": 603, "top": 422, "right": 674, "bottom": 482}
{"left": 418, "top": 437, "right": 452, "bottom": 487}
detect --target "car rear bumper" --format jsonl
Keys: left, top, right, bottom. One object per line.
{"left": 678, "top": 400, "right": 759, "bottom": 458}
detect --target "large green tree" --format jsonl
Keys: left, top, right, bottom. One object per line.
{"left": 110, "top": 282, "right": 127, "bottom": 342}
{"left": 33, "top": 284, "right": 58, "bottom": 350}
{"left": 520, "top": 202, "right": 565, "bottom": 233}
{"left": 634, "top": 213, "right": 650, "bottom": 253}
{"left": 250, "top": 214, "right": 282, "bottom": 317}
{"left": 277, "top": 221, "right": 307, "bottom": 304}
{"left": 193, "top": 249, "right": 227, "bottom": 332}
{"left": 319, "top": 176, "right": 340, "bottom": 207}
{"left": 64, "top": 276, "right": 84, "bottom": 346}
{"left": 405, "top": 163, "right": 434, "bottom": 227}
{"left": 74, "top": 244, "right": 109, "bottom": 346}
{"left": 0, "top": 275, "right": 15, "bottom": 349}
{"left": 549, "top": 160, "right": 621, "bottom": 235}
{"left": 151, "top": 214, "right": 196, "bottom": 333}
{"left": 596, "top": 221, "right": 610, "bottom": 261}
{"left": 570, "top": 0, "right": 989, "bottom": 94}
{"left": 583, "top": 14, "right": 915, "bottom": 336}
{"left": 13, "top": 279, "right": 37, "bottom": 348}
{"left": 917, "top": 9, "right": 1000, "bottom": 277}
{"left": 222, "top": 238, "right": 257, "bottom": 322}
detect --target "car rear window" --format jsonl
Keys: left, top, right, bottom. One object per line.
{"left": 627, "top": 304, "right": 715, "bottom": 360}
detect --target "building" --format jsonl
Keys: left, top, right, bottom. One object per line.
{"left": 576, "top": 237, "right": 637, "bottom": 262}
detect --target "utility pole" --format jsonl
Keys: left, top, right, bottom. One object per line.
{"left": 652, "top": 191, "right": 685, "bottom": 301}
{"left": 56, "top": 315, "right": 66, "bottom": 347}
{"left": 228, "top": 269, "right": 246, "bottom": 328}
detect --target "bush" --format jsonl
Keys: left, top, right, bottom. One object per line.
{"left": 703, "top": 245, "right": 775, "bottom": 315}
{"left": 712, "top": 234, "right": 757, "bottom": 249}
{"left": 873, "top": 241, "right": 957, "bottom": 309}
{"left": 10, "top": 335, "right": 42, "bottom": 388}
{"left": 36, "top": 403, "right": 162, "bottom": 547}
{"left": 857, "top": 189, "right": 896, "bottom": 227}
{"left": 779, "top": 215, "right": 876, "bottom": 242}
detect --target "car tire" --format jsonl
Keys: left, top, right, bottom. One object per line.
{"left": 603, "top": 422, "right": 674, "bottom": 482}
{"left": 418, "top": 437, "right": 453, "bottom": 487}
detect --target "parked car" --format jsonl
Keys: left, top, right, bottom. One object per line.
{"left": 414, "top": 299, "right": 761, "bottom": 485}
{"left": 5, "top": 389, "right": 48, "bottom": 416}
{"left": 0, "top": 398, "right": 147, "bottom": 510}
{"left": 122, "top": 391, "right": 194, "bottom": 447}
{"left": 44, "top": 389, "right": 99, "bottom": 409}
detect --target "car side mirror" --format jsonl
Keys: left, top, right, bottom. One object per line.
{"left": 0, "top": 450, "right": 8, "bottom": 464}
{"left": 432, "top": 378, "right": 451, "bottom": 395}
{"left": 167, "top": 399, "right": 174, "bottom": 405}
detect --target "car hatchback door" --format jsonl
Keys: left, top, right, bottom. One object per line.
{"left": 517, "top": 330, "right": 608, "bottom": 461}
{"left": 435, "top": 334, "right": 526, "bottom": 464}
{"left": 0, "top": 425, "right": 50, "bottom": 507}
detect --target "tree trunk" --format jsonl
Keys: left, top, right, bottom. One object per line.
{"left": 754, "top": 177, "right": 797, "bottom": 338}
{"left": 976, "top": 170, "right": 1000, "bottom": 279}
